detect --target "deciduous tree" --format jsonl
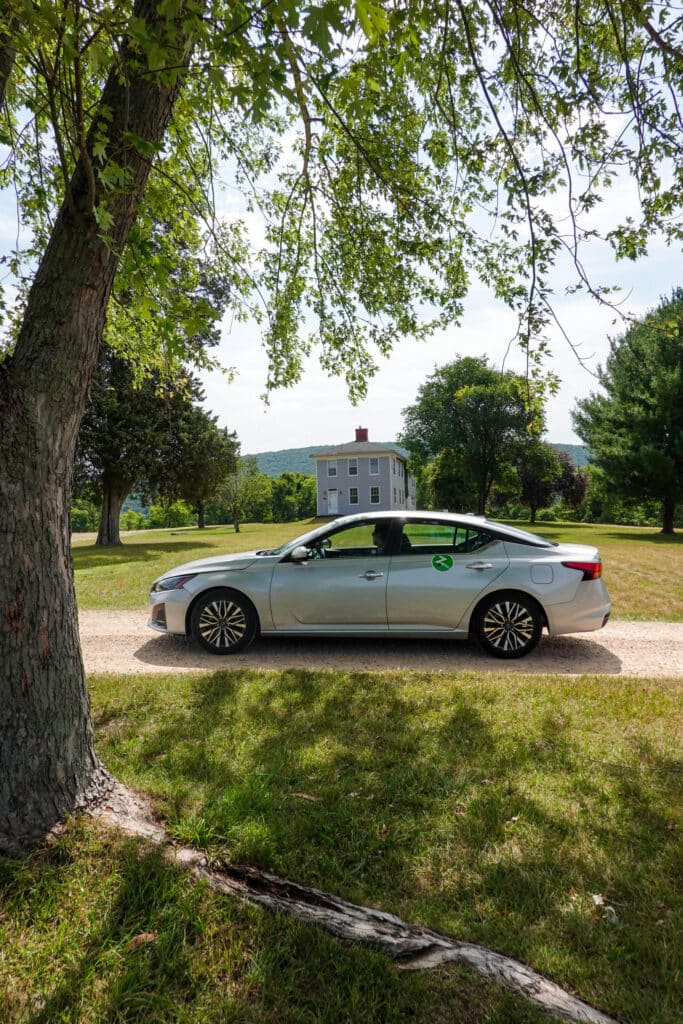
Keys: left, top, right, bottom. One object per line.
{"left": 516, "top": 440, "right": 562, "bottom": 523}
{"left": 219, "top": 455, "right": 273, "bottom": 532}
{"left": 75, "top": 348, "right": 205, "bottom": 545}
{"left": 271, "top": 471, "right": 316, "bottom": 522}
{"left": 401, "top": 357, "right": 544, "bottom": 514}
{"left": 167, "top": 410, "right": 239, "bottom": 528}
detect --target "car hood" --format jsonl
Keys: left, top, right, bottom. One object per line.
{"left": 157, "top": 551, "right": 263, "bottom": 580}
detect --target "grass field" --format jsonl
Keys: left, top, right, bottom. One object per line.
{"left": 72, "top": 517, "right": 683, "bottom": 620}
{"left": 1, "top": 670, "right": 681, "bottom": 1023}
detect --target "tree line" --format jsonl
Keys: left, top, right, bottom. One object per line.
{"left": 78, "top": 287, "right": 681, "bottom": 540}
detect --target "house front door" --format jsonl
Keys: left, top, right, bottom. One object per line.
{"left": 328, "top": 488, "right": 338, "bottom": 514}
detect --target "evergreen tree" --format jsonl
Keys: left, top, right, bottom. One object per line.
{"left": 573, "top": 291, "right": 683, "bottom": 534}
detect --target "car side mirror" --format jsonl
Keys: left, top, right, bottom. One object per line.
{"left": 290, "top": 545, "right": 310, "bottom": 562}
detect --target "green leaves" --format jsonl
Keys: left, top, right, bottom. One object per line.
{"left": 573, "top": 290, "right": 683, "bottom": 532}
{"left": 400, "top": 355, "right": 552, "bottom": 514}
{"left": 2, "top": 0, "right": 683, "bottom": 392}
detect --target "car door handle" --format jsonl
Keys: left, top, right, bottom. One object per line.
{"left": 360, "top": 570, "right": 385, "bottom": 580}
{"left": 466, "top": 561, "right": 493, "bottom": 570}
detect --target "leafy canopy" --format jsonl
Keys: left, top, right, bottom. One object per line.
{"left": 400, "top": 355, "right": 546, "bottom": 513}
{"left": 1, "top": 1, "right": 682, "bottom": 390}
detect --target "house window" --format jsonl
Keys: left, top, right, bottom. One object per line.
{"left": 369, "top": 457, "right": 379, "bottom": 475}
{"left": 393, "top": 487, "right": 397, "bottom": 502}
{"left": 327, "top": 460, "right": 337, "bottom": 477}
{"left": 348, "top": 458, "right": 358, "bottom": 476}
{"left": 370, "top": 486, "right": 380, "bottom": 504}
{"left": 349, "top": 487, "right": 359, "bottom": 505}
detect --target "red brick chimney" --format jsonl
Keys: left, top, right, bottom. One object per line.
{"left": 355, "top": 426, "right": 368, "bottom": 442}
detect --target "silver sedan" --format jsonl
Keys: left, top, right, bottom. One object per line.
{"left": 148, "top": 511, "right": 611, "bottom": 659}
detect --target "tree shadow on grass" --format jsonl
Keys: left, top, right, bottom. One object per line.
{"left": 89, "top": 668, "right": 681, "bottom": 1024}
{"left": 599, "top": 530, "right": 683, "bottom": 545}
{"left": 72, "top": 541, "right": 215, "bottom": 571}
{"left": 1, "top": 824, "right": 549, "bottom": 1024}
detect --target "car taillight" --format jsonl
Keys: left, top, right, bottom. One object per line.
{"left": 562, "top": 560, "right": 602, "bottom": 581}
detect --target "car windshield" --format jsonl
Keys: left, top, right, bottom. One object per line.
{"left": 255, "top": 522, "right": 336, "bottom": 556}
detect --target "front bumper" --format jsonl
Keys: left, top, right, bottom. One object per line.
{"left": 148, "top": 590, "right": 191, "bottom": 636}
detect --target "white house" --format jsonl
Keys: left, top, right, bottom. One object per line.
{"left": 310, "top": 428, "right": 417, "bottom": 516}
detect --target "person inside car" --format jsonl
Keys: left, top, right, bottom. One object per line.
{"left": 372, "top": 524, "right": 390, "bottom": 553}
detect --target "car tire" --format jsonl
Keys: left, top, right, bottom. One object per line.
{"left": 189, "top": 589, "right": 257, "bottom": 655}
{"left": 473, "top": 591, "right": 543, "bottom": 659}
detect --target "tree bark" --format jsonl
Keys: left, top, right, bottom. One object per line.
{"left": 661, "top": 497, "right": 675, "bottom": 535}
{"left": 0, "top": 6, "right": 18, "bottom": 111}
{"left": 0, "top": 0, "right": 198, "bottom": 851}
{"left": 197, "top": 501, "right": 206, "bottom": 529}
{"left": 96, "top": 480, "right": 131, "bottom": 546}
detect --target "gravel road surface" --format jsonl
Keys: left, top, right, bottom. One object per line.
{"left": 79, "top": 611, "right": 683, "bottom": 677}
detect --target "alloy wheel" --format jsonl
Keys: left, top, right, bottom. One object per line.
{"left": 197, "top": 598, "right": 247, "bottom": 651}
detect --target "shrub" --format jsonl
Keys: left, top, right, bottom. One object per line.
{"left": 120, "top": 510, "right": 148, "bottom": 531}
{"left": 148, "top": 500, "right": 194, "bottom": 529}
{"left": 70, "top": 500, "right": 99, "bottom": 532}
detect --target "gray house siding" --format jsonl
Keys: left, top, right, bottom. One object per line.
{"left": 314, "top": 452, "right": 415, "bottom": 516}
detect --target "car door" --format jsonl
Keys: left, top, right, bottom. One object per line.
{"left": 270, "top": 520, "right": 390, "bottom": 629}
{"left": 386, "top": 520, "right": 509, "bottom": 630}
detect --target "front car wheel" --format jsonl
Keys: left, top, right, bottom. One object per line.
{"left": 473, "top": 591, "right": 542, "bottom": 659}
{"left": 189, "top": 589, "right": 257, "bottom": 654}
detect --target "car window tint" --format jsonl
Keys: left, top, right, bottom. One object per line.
{"left": 401, "top": 522, "right": 455, "bottom": 550}
{"left": 400, "top": 522, "right": 493, "bottom": 554}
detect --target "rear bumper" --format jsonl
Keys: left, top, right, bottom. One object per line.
{"left": 546, "top": 580, "right": 612, "bottom": 636}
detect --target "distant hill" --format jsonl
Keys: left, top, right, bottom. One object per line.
{"left": 551, "top": 444, "right": 590, "bottom": 467}
{"left": 245, "top": 442, "right": 589, "bottom": 477}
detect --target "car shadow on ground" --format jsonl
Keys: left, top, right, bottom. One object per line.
{"left": 132, "top": 632, "right": 623, "bottom": 676}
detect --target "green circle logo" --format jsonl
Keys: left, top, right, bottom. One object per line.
{"left": 432, "top": 554, "right": 453, "bottom": 572}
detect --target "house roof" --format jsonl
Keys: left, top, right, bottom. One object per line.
{"left": 310, "top": 441, "right": 407, "bottom": 459}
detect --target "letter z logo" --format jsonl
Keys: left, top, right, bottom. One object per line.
{"left": 432, "top": 554, "right": 454, "bottom": 572}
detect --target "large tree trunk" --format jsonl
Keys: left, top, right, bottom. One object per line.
{"left": 661, "top": 496, "right": 676, "bottom": 535}
{"left": 197, "top": 501, "right": 206, "bottom": 529}
{"left": 96, "top": 480, "right": 131, "bottom": 546}
{"left": 0, "top": 0, "right": 197, "bottom": 852}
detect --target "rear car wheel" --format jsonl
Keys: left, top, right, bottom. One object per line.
{"left": 189, "top": 589, "right": 257, "bottom": 654}
{"left": 473, "top": 591, "right": 542, "bottom": 659}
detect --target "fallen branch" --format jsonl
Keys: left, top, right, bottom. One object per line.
{"left": 96, "top": 783, "right": 623, "bottom": 1024}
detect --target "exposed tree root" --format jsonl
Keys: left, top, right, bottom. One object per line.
{"left": 94, "top": 782, "right": 622, "bottom": 1024}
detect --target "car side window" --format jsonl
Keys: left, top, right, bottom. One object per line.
{"left": 399, "top": 522, "right": 493, "bottom": 554}
{"left": 322, "top": 522, "right": 378, "bottom": 556}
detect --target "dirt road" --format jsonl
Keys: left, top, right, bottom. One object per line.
{"left": 79, "top": 611, "right": 683, "bottom": 678}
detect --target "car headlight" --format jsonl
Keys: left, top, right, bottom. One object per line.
{"left": 151, "top": 573, "right": 197, "bottom": 593}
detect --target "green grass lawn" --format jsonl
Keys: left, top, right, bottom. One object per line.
{"left": 1, "top": 670, "right": 681, "bottom": 1023}
{"left": 73, "top": 518, "right": 683, "bottom": 621}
